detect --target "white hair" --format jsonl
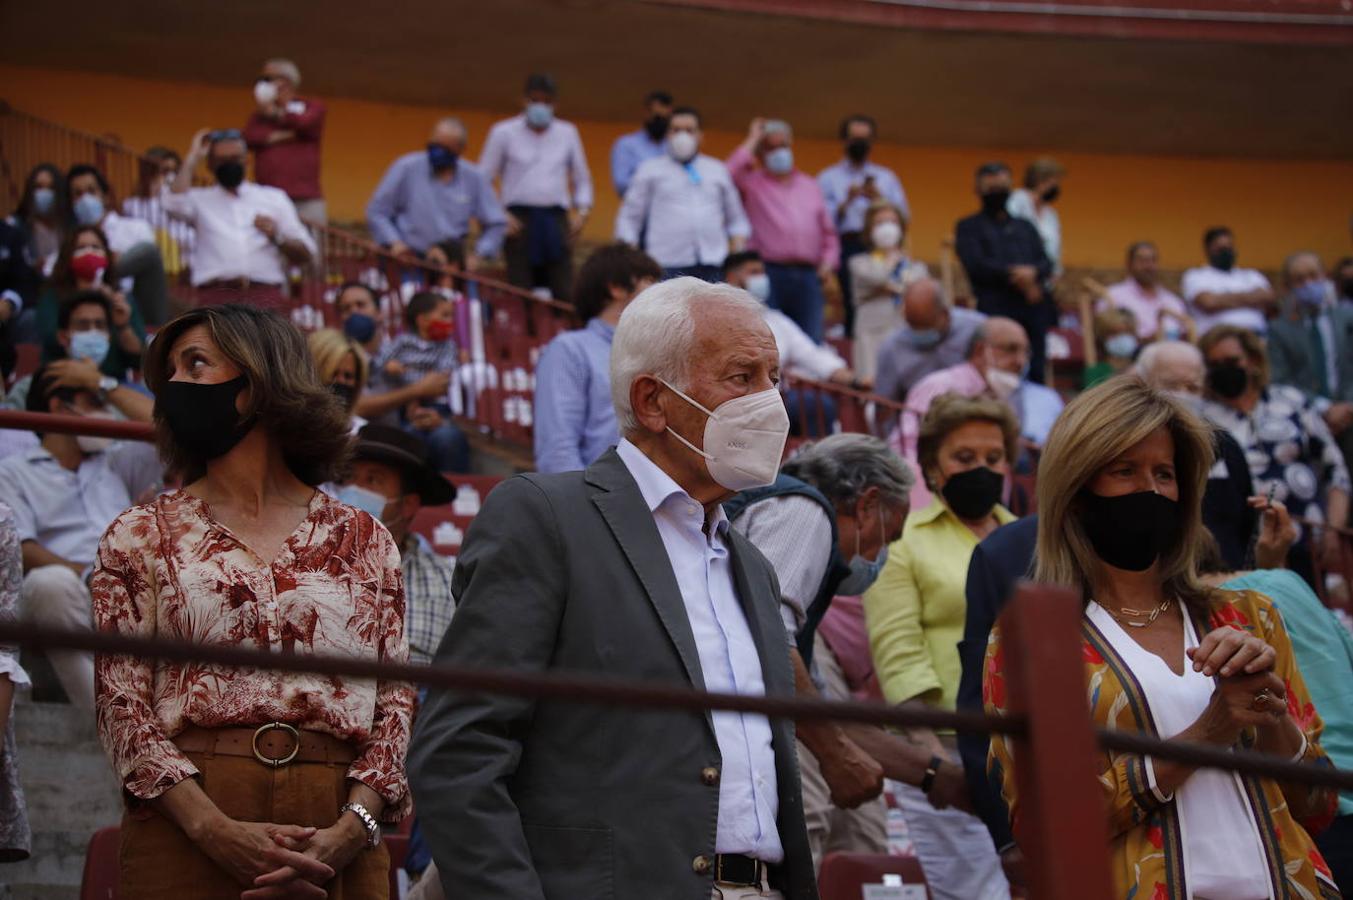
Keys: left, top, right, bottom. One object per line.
{"left": 610, "top": 277, "right": 766, "bottom": 434}
{"left": 265, "top": 58, "right": 301, "bottom": 86}
{"left": 763, "top": 119, "right": 793, "bottom": 141}
{"left": 1134, "top": 340, "right": 1203, "bottom": 380}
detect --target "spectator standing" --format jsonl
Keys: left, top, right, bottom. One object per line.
{"left": 817, "top": 115, "right": 909, "bottom": 338}
{"left": 1099, "top": 241, "right": 1191, "bottom": 341}
{"left": 366, "top": 118, "right": 507, "bottom": 271}
{"left": 1006, "top": 157, "right": 1065, "bottom": 276}
{"left": 1181, "top": 226, "right": 1276, "bottom": 335}
{"left": 164, "top": 128, "right": 316, "bottom": 311}
{"left": 0, "top": 505, "right": 29, "bottom": 863}
{"left": 242, "top": 58, "right": 327, "bottom": 223}
{"left": 614, "top": 106, "right": 749, "bottom": 281}
{"left": 954, "top": 162, "right": 1053, "bottom": 384}
{"left": 608, "top": 89, "right": 673, "bottom": 197}
{"left": 728, "top": 118, "right": 838, "bottom": 343}
{"left": 479, "top": 73, "right": 593, "bottom": 300}
{"left": 533, "top": 243, "right": 659, "bottom": 473}
{"left": 122, "top": 147, "right": 195, "bottom": 277}
{"left": 11, "top": 164, "right": 66, "bottom": 274}
{"left": 874, "top": 278, "right": 986, "bottom": 405}
{"left": 849, "top": 201, "right": 928, "bottom": 380}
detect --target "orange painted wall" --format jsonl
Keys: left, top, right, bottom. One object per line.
{"left": 4, "top": 63, "right": 1350, "bottom": 273}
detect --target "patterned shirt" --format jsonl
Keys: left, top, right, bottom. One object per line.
{"left": 373, "top": 332, "right": 459, "bottom": 412}
{"left": 91, "top": 490, "right": 415, "bottom": 820}
{"left": 402, "top": 533, "right": 457, "bottom": 666}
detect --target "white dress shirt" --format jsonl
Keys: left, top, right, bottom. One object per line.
{"left": 478, "top": 115, "right": 594, "bottom": 213}
{"left": 615, "top": 439, "right": 783, "bottom": 863}
{"left": 1007, "top": 188, "right": 1061, "bottom": 273}
{"left": 161, "top": 182, "right": 317, "bottom": 286}
{"left": 614, "top": 153, "right": 750, "bottom": 269}
{"left": 764, "top": 308, "right": 847, "bottom": 382}
{"left": 1181, "top": 265, "right": 1272, "bottom": 335}
{"left": 98, "top": 211, "right": 155, "bottom": 255}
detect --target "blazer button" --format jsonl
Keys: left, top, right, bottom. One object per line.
{"left": 701, "top": 766, "right": 721, "bottom": 786}
{"left": 692, "top": 854, "right": 712, "bottom": 875}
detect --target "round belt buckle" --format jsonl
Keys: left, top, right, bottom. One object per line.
{"left": 253, "top": 722, "right": 301, "bottom": 768}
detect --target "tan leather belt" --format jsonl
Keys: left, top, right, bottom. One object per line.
{"left": 173, "top": 723, "right": 357, "bottom": 768}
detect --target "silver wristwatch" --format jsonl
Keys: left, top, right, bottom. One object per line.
{"left": 340, "top": 802, "right": 381, "bottom": 849}
{"left": 96, "top": 375, "right": 118, "bottom": 404}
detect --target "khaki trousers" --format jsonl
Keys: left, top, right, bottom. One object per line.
{"left": 20, "top": 565, "right": 94, "bottom": 709}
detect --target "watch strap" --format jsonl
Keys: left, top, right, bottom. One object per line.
{"left": 920, "top": 755, "right": 943, "bottom": 794}
{"left": 339, "top": 802, "right": 381, "bottom": 849}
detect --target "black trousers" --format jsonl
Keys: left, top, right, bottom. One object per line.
{"left": 1317, "top": 813, "right": 1353, "bottom": 896}
{"left": 504, "top": 206, "right": 572, "bottom": 301}
{"left": 836, "top": 231, "right": 867, "bottom": 338}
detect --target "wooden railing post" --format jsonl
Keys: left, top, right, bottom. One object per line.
{"left": 1000, "top": 583, "right": 1114, "bottom": 900}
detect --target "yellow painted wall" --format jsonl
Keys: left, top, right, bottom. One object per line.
{"left": 4, "top": 63, "right": 1350, "bottom": 273}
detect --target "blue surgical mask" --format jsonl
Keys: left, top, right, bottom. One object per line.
{"left": 835, "top": 507, "right": 889, "bottom": 596}
{"left": 525, "top": 102, "right": 554, "bottom": 129}
{"left": 335, "top": 483, "right": 391, "bottom": 520}
{"left": 1293, "top": 280, "right": 1328, "bottom": 311}
{"left": 1161, "top": 320, "right": 1184, "bottom": 341}
{"left": 32, "top": 187, "right": 55, "bottom": 216}
{"left": 73, "top": 193, "right": 105, "bottom": 226}
{"left": 1104, "top": 332, "right": 1139, "bottom": 359}
{"left": 745, "top": 273, "right": 771, "bottom": 303}
{"left": 908, "top": 329, "right": 942, "bottom": 349}
{"left": 70, "top": 329, "right": 111, "bottom": 366}
{"left": 343, "top": 312, "right": 377, "bottom": 344}
{"left": 765, "top": 147, "right": 794, "bottom": 175}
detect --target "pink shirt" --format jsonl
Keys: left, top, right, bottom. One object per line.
{"left": 727, "top": 146, "right": 838, "bottom": 268}
{"left": 1098, "top": 279, "right": 1187, "bottom": 339}
{"left": 816, "top": 595, "right": 883, "bottom": 702}
{"left": 888, "top": 361, "right": 989, "bottom": 509}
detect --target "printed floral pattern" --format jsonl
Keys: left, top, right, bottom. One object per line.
{"left": 0, "top": 503, "right": 31, "bottom": 860}
{"left": 91, "top": 490, "right": 415, "bottom": 820}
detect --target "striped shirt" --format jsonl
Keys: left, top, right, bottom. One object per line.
{"left": 402, "top": 533, "right": 457, "bottom": 665}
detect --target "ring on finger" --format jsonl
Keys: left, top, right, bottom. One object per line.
{"left": 1251, "top": 688, "right": 1270, "bottom": 711}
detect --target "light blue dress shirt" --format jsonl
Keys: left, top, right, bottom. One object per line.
{"left": 532, "top": 319, "right": 620, "bottom": 473}
{"left": 615, "top": 439, "right": 783, "bottom": 862}
{"left": 366, "top": 152, "right": 507, "bottom": 258}
{"left": 610, "top": 128, "right": 665, "bottom": 197}
{"left": 1013, "top": 380, "right": 1064, "bottom": 447}
{"left": 816, "top": 159, "right": 909, "bottom": 235}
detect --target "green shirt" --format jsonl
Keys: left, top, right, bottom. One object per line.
{"left": 36, "top": 286, "right": 146, "bottom": 378}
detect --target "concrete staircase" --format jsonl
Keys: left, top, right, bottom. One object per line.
{"left": 0, "top": 686, "right": 121, "bottom": 900}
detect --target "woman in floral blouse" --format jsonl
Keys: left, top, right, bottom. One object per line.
{"left": 92, "top": 304, "right": 414, "bottom": 899}
{"left": 985, "top": 378, "right": 1340, "bottom": 900}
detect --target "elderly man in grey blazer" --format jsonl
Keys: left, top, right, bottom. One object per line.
{"left": 408, "top": 277, "right": 818, "bottom": 900}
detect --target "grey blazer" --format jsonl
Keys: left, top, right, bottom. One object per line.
{"left": 408, "top": 449, "right": 818, "bottom": 900}
{"left": 1268, "top": 304, "right": 1353, "bottom": 404}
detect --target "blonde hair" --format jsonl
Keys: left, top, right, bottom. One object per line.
{"left": 1033, "top": 377, "right": 1216, "bottom": 615}
{"left": 916, "top": 392, "right": 1020, "bottom": 488}
{"left": 863, "top": 200, "right": 909, "bottom": 251}
{"left": 308, "top": 328, "right": 370, "bottom": 403}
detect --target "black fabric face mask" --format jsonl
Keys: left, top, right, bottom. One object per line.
{"left": 329, "top": 382, "right": 357, "bottom": 409}
{"left": 940, "top": 466, "right": 1004, "bottom": 520}
{"left": 1041, "top": 184, "right": 1061, "bottom": 203}
{"left": 981, "top": 190, "right": 1011, "bottom": 216}
{"left": 1208, "top": 247, "right": 1236, "bottom": 272}
{"left": 1207, "top": 362, "right": 1249, "bottom": 399}
{"left": 214, "top": 160, "right": 245, "bottom": 190}
{"left": 846, "top": 138, "right": 871, "bottom": 164}
{"left": 157, "top": 376, "right": 253, "bottom": 462}
{"left": 1079, "top": 490, "right": 1180, "bottom": 572}
{"left": 644, "top": 115, "right": 670, "bottom": 141}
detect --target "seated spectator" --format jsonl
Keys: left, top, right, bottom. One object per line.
{"left": 164, "top": 128, "right": 316, "bottom": 311}
{"left": 1268, "top": 251, "right": 1353, "bottom": 473}
{"left": 1336, "top": 256, "right": 1353, "bottom": 309}
{"left": 122, "top": 146, "right": 195, "bottom": 276}
{"left": 609, "top": 89, "right": 674, "bottom": 198}
{"left": 533, "top": 243, "right": 659, "bottom": 473}
{"left": 335, "top": 280, "right": 386, "bottom": 358}
{"left": 35, "top": 292, "right": 153, "bottom": 423}
{"left": 480, "top": 73, "right": 593, "bottom": 300}
{"left": 1082, "top": 307, "right": 1139, "bottom": 389}
{"left": 954, "top": 162, "right": 1053, "bottom": 384}
{"left": 864, "top": 392, "right": 1019, "bottom": 900}
{"left": 1098, "top": 240, "right": 1191, "bottom": 341}
{"left": 818, "top": 114, "right": 909, "bottom": 339}
{"left": 1198, "top": 324, "right": 1349, "bottom": 587}
{"left": 367, "top": 118, "right": 506, "bottom": 272}
{"left": 0, "top": 364, "right": 161, "bottom": 709}
{"left": 0, "top": 504, "right": 29, "bottom": 862}
{"left": 849, "top": 200, "right": 929, "bottom": 380}
{"left": 728, "top": 118, "right": 838, "bottom": 342}
{"left": 12, "top": 164, "right": 66, "bottom": 277}
{"left": 1182, "top": 226, "right": 1276, "bottom": 335}
{"left": 243, "top": 57, "right": 327, "bottom": 222}
{"left": 66, "top": 163, "right": 171, "bottom": 326}
{"left": 308, "top": 328, "right": 370, "bottom": 431}
{"left": 371, "top": 291, "right": 469, "bottom": 472}
{"left": 1007, "top": 157, "right": 1065, "bottom": 276}
{"left": 614, "top": 105, "right": 749, "bottom": 282}
{"left": 0, "top": 216, "right": 37, "bottom": 381}
{"left": 874, "top": 277, "right": 986, "bottom": 405}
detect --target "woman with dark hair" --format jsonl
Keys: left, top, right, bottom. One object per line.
{"left": 985, "top": 377, "right": 1339, "bottom": 899}
{"left": 91, "top": 305, "right": 414, "bottom": 898}
{"left": 12, "top": 163, "right": 67, "bottom": 270}
{"left": 35, "top": 225, "right": 145, "bottom": 376}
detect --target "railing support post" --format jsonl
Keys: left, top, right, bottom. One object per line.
{"left": 1000, "top": 583, "right": 1114, "bottom": 900}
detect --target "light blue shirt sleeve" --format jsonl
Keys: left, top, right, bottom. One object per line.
{"left": 533, "top": 337, "right": 591, "bottom": 473}
{"left": 877, "top": 167, "right": 909, "bottom": 221}
{"left": 366, "top": 157, "right": 408, "bottom": 247}
{"left": 472, "top": 170, "right": 508, "bottom": 259}
{"left": 611, "top": 133, "right": 642, "bottom": 197}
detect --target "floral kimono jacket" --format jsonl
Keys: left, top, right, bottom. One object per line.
{"left": 985, "top": 589, "right": 1341, "bottom": 899}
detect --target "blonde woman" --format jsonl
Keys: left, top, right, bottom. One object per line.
{"left": 308, "top": 328, "right": 371, "bottom": 431}
{"left": 985, "top": 377, "right": 1339, "bottom": 899}
{"left": 849, "top": 200, "right": 928, "bottom": 380}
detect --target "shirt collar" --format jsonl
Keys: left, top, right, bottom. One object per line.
{"left": 615, "top": 438, "right": 729, "bottom": 537}
{"left": 586, "top": 317, "right": 616, "bottom": 343}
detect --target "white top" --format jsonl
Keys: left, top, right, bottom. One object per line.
{"left": 615, "top": 439, "right": 782, "bottom": 863}
{"left": 1087, "top": 603, "right": 1271, "bottom": 899}
{"left": 161, "top": 182, "right": 316, "bottom": 286}
{"left": 479, "top": 115, "right": 594, "bottom": 213}
{"left": 98, "top": 211, "right": 155, "bottom": 255}
{"left": 1007, "top": 188, "right": 1062, "bottom": 273}
{"left": 614, "top": 153, "right": 750, "bottom": 268}
{"left": 1181, "top": 265, "right": 1272, "bottom": 335}
{"left": 729, "top": 494, "right": 834, "bottom": 642}
{"left": 763, "top": 308, "right": 847, "bottom": 382}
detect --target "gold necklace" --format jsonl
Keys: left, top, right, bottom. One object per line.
{"left": 1100, "top": 597, "right": 1175, "bottom": 629}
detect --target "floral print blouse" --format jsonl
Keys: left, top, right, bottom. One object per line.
{"left": 91, "top": 489, "right": 415, "bottom": 821}
{"left": 985, "top": 589, "right": 1340, "bottom": 900}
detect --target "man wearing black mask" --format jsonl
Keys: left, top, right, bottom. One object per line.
{"left": 1334, "top": 256, "right": 1353, "bottom": 311}
{"left": 164, "top": 128, "right": 315, "bottom": 310}
{"left": 953, "top": 162, "right": 1053, "bottom": 384}
{"left": 609, "top": 89, "right": 674, "bottom": 197}
{"left": 1181, "top": 226, "right": 1276, "bottom": 336}
{"left": 817, "top": 115, "right": 908, "bottom": 338}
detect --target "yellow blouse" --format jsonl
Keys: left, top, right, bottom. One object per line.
{"left": 863, "top": 498, "right": 1015, "bottom": 712}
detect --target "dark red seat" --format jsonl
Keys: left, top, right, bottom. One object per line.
{"left": 818, "top": 851, "right": 931, "bottom": 900}
{"left": 79, "top": 825, "right": 121, "bottom": 900}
